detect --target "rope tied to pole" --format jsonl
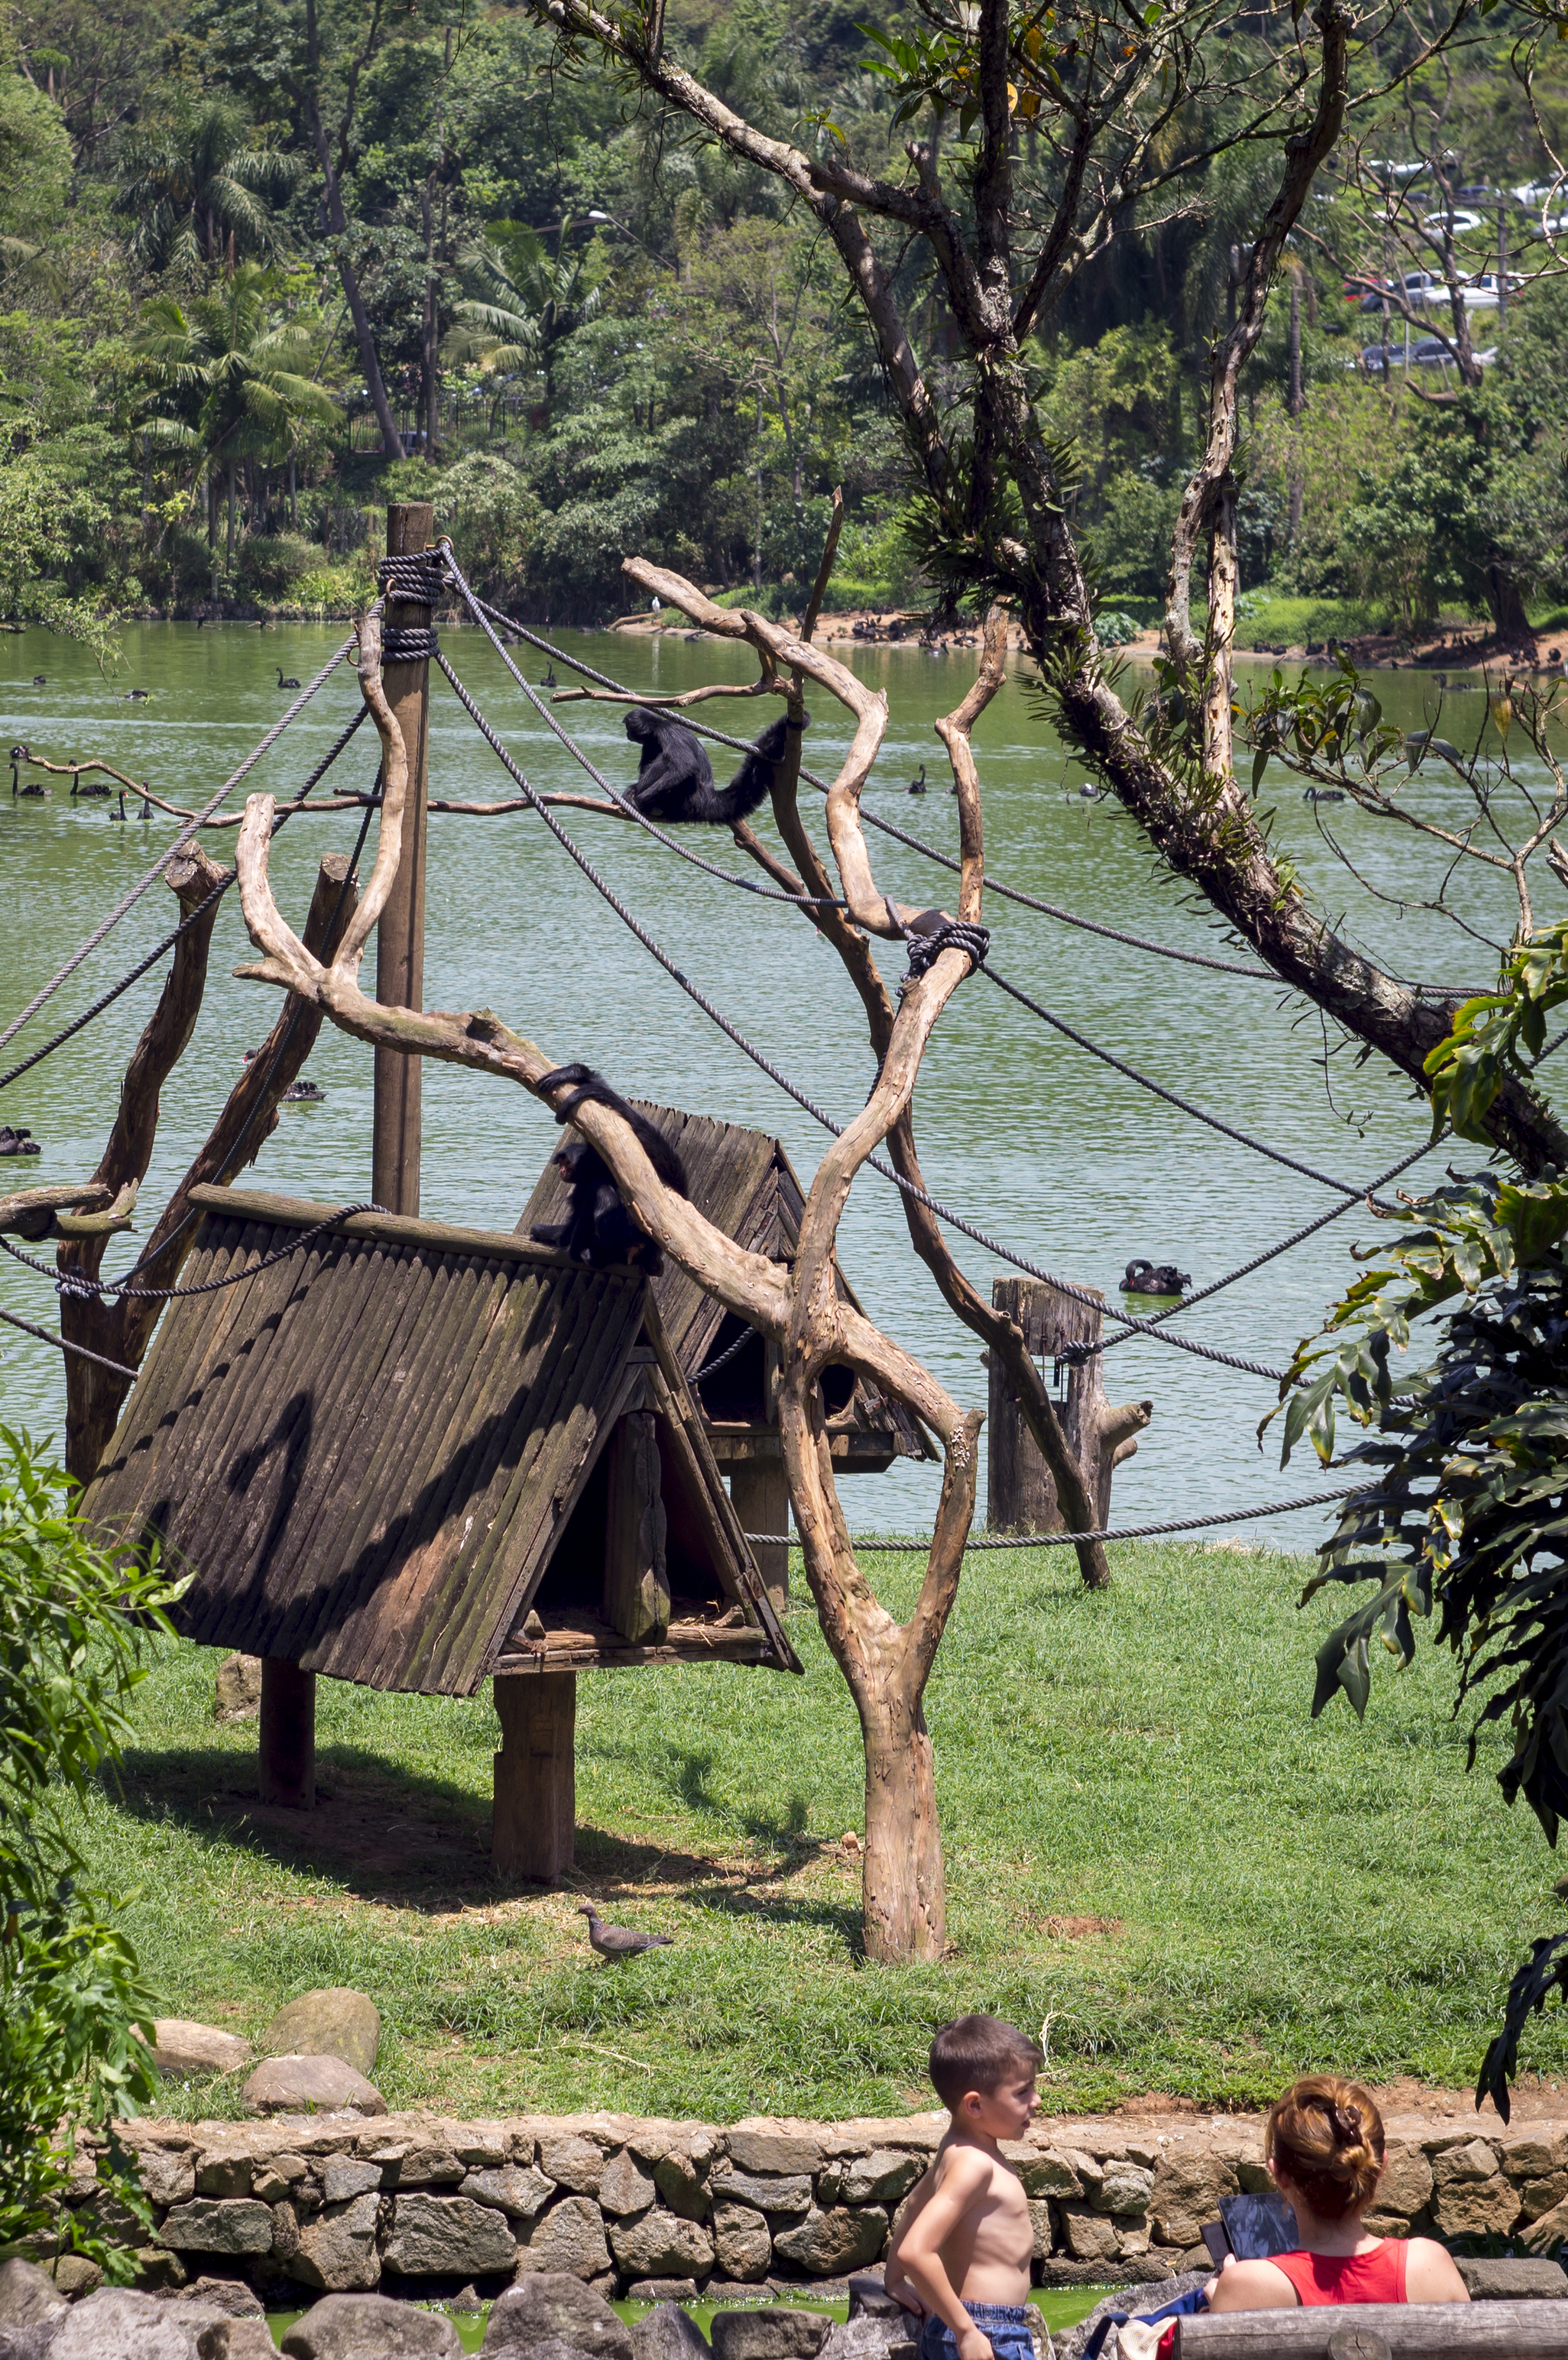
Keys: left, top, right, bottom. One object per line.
{"left": 377, "top": 552, "right": 446, "bottom": 603}
{"left": 381, "top": 624, "right": 440, "bottom": 662}
{"left": 899, "top": 918, "right": 991, "bottom": 993}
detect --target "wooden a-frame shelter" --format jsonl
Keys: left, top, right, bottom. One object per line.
{"left": 83, "top": 1182, "right": 799, "bottom": 1879}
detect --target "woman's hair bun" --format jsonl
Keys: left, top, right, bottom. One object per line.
{"left": 1266, "top": 2077, "right": 1385, "bottom": 2221}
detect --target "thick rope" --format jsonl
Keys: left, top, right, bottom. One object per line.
{"left": 382, "top": 624, "right": 440, "bottom": 662}
{"left": 743, "top": 1483, "right": 1358, "bottom": 1550}
{"left": 693, "top": 1326, "right": 755, "bottom": 1382}
{"left": 0, "top": 636, "right": 356, "bottom": 1054}
{"left": 1, "top": 1202, "right": 380, "bottom": 1301}
{"left": 0, "top": 1304, "right": 141, "bottom": 1380}
{"left": 900, "top": 920, "right": 990, "bottom": 992}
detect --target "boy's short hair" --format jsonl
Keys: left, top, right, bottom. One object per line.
{"left": 928, "top": 2014, "right": 1042, "bottom": 2108}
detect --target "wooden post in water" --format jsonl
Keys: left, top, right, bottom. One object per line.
{"left": 372, "top": 498, "right": 434, "bottom": 1216}
{"left": 988, "top": 1277, "right": 1151, "bottom": 1532}
{"left": 492, "top": 1672, "right": 577, "bottom": 1880}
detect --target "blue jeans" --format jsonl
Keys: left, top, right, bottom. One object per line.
{"left": 920, "top": 2304, "right": 1035, "bottom": 2360}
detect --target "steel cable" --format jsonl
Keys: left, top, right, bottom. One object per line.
{"left": 742, "top": 1482, "right": 1359, "bottom": 1549}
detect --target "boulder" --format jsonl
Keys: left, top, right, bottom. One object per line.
{"left": 1016, "top": 2155, "right": 1082, "bottom": 2202}
{"left": 483, "top": 2273, "right": 634, "bottom": 2359}
{"left": 711, "top": 2203, "right": 770, "bottom": 2283}
{"left": 0, "top": 2325, "right": 60, "bottom": 2360}
{"left": 1433, "top": 2137, "right": 1501, "bottom": 2188}
{"left": 710, "top": 2167, "right": 811, "bottom": 2217}
{"left": 1094, "top": 2164, "right": 1154, "bottom": 2219}
{"left": 631, "top": 2303, "right": 711, "bottom": 2360}
{"left": 724, "top": 2128, "right": 824, "bottom": 2179}
{"left": 1147, "top": 2152, "right": 1237, "bottom": 2253}
{"left": 144, "top": 2022, "right": 254, "bottom": 2082}
{"left": 382, "top": 2194, "right": 515, "bottom": 2278}
{"left": 1525, "top": 2194, "right": 1568, "bottom": 2256}
{"left": 820, "top": 2320, "right": 919, "bottom": 2360}
{"left": 1054, "top": 2274, "right": 1209, "bottom": 2360}
{"left": 1523, "top": 2174, "right": 1568, "bottom": 2224}
{"left": 242, "top": 2056, "right": 385, "bottom": 2116}
{"left": 1430, "top": 2172, "right": 1520, "bottom": 2239}
{"left": 627, "top": 2282, "right": 699, "bottom": 2304}
{"left": 1058, "top": 2207, "right": 1118, "bottom": 2264}
{"left": 461, "top": 2166, "right": 556, "bottom": 2222}
{"left": 847, "top": 2275, "right": 901, "bottom": 2320}
{"left": 43, "top": 2266, "right": 98, "bottom": 2303}
{"left": 609, "top": 2210, "right": 714, "bottom": 2281}
{"left": 710, "top": 2312, "right": 833, "bottom": 2360}
{"left": 48, "top": 2290, "right": 272, "bottom": 2360}
{"left": 158, "top": 2200, "right": 275, "bottom": 2255}
{"left": 600, "top": 2152, "right": 659, "bottom": 2220}
{"left": 819, "top": 2154, "right": 921, "bottom": 2209}
{"left": 174, "top": 2283, "right": 266, "bottom": 2319}
{"left": 1456, "top": 2256, "right": 1568, "bottom": 2301}
{"left": 289, "top": 2192, "right": 382, "bottom": 2293}
{"left": 652, "top": 2151, "right": 712, "bottom": 2223}
{"left": 1373, "top": 2145, "right": 1433, "bottom": 2220}
{"left": 133, "top": 2145, "right": 198, "bottom": 2208}
{"left": 320, "top": 2162, "right": 383, "bottom": 2206}
{"left": 516, "top": 2199, "right": 613, "bottom": 2283}
{"left": 214, "top": 1653, "right": 263, "bottom": 1720}
{"left": 0, "top": 2265, "right": 65, "bottom": 2332}
{"left": 538, "top": 2137, "right": 607, "bottom": 2197}
{"left": 264, "top": 1991, "right": 381, "bottom": 2079}
{"left": 772, "top": 2207, "right": 889, "bottom": 2275}
{"left": 280, "top": 2291, "right": 464, "bottom": 2356}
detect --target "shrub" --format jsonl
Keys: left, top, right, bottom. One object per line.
{"left": 236, "top": 532, "right": 319, "bottom": 598}
{"left": 0, "top": 1430, "right": 184, "bottom": 2275}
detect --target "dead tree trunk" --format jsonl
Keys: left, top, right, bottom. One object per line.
{"left": 987, "top": 1278, "right": 1150, "bottom": 1532}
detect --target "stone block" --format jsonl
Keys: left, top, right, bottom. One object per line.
{"left": 1374, "top": 2144, "right": 1432, "bottom": 2219}
{"left": 272, "top": 2202, "right": 302, "bottom": 2262}
{"left": 48, "top": 2286, "right": 267, "bottom": 2359}
{"left": 134, "top": 2144, "right": 197, "bottom": 2209}
{"left": 265, "top": 1990, "right": 381, "bottom": 2079}
{"left": 632, "top": 2301, "right": 711, "bottom": 2360}
{"left": 1148, "top": 2150, "right": 1237, "bottom": 2252}
{"left": 320, "top": 2161, "right": 382, "bottom": 2206}
{"left": 819, "top": 2152, "right": 921, "bottom": 2207}
{"left": 1433, "top": 2137, "right": 1501, "bottom": 2187}
{"left": 516, "top": 2195, "right": 614, "bottom": 2280}
{"left": 1456, "top": 2256, "right": 1568, "bottom": 2301}
{"left": 159, "top": 2199, "right": 275, "bottom": 2255}
{"left": 1059, "top": 2205, "right": 1118, "bottom": 2264}
{"left": 1504, "top": 2134, "right": 1568, "bottom": 2180}
{"left": 710, "top": 2311, "right": 833, "bottom": 2360}
{"left": 484, "top": 2272, "right": 634, "bottom": 2359}
{"left": 1026, "top": 2199, "right": 1055, "bottom": 2260}
{"left": 48, "top": 2257, "right": 102, "bottom": 2299}
{"left": 771, "top": 2205, "right": 888, "bottom": 2275}
{"left": 1431, "top": 2172, "right": 1520, "bottom": 2239}
{"left": 538, "top": 2135, "right": 607, "bottom": 2196}
{"left": 0, "top": 2260, "right": 66, "bottom": 2330}
{"left": 243, "top": 2057, "right": 385, "bottom": 2116}
{"left": 724, "top": 2125, "right": 825, "bottom": 2178}
{"left": 1524, "top": 2174, "right": 1568, "bottom": 2223}
{"left": 1234, "top": 2161, "right": 1273, "bottom": 2196}
{"left": 1016, "top": 2152, "right": 1082, "bottom": 2200}
{"left": 652, "top": 2151, "right": 711, "bottom": 2221}
{"left": 461, "top": 2165, "right": 554, "bottom": 2222}
{"left": 280, "top": 2289, "right": 463, "bottom": 2355}
{"left": 175, "top": 2282, "right": 267, "bottom": 2321}
{"left": 134, "top": 2249, "right": 188, "bottom": 2291}
{"left": 449, "top": 2126, "right": 510, "bottom": 2168}
{"left": 382, "top": 2194, "right": 515, "bottom": 2278}
{"left": 710, "top": 2165, "right": 813, "bottom": 2215}
{"left": 609, "top": 2208, "right": 715, "bottom": 2280}
{"left": 146, "top": 2020, "right": 254, "bottom": 2082}
{"left": 712, "top": 2202, "right": 771, "bottom": 2282}
{"left": 194, "top": 2150, "right": 254, "bottom": 2200}
{"left": 1525, "top": 2195, "right": 1568, "bottom": 2255}
{"left": 254, "top": 2155, "right": 309, "bottom": 2205}
{"left": 1094, "top": 2163, "right": 1154, "bottom": 2218}
{"left": 600, "top": 2150, "right": 658, "bottom": 2220}
{"left": 288, "top": 2193, "right": 382, "bottom": 2293}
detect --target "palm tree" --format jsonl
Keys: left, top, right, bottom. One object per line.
{"left": 114, "top": 101, "right": 301, "bottom": 278}
{"left": 132, "top": 265, "right": 338, "bottom": 570}
{"left": 450, "top": 220, "right": 609, "bottom": 424}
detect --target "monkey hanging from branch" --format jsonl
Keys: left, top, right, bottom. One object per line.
{"left": 528, "top": 1064, "right": 690, "bottom": 1275}
{"left": 622, "top": 709, "right": 809, "bottom": 825}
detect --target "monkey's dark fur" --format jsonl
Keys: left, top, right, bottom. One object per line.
{"left": 623, "top": 709, "right": 809, "bottom": 826}
{"left": 528, "top": 1064, "right": 690, "bottom": 1275}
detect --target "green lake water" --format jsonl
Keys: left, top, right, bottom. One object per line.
{"left": 0, "top": 621, "right": 1531, "bottom": 1547}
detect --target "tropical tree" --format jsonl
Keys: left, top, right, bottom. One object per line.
{"left": 132, "top": 263, "right": 338, "bottom": 568}
{"left": 451, "top": 218, "right": 609, "bottom": 424}
{"left": 113, "top": 98, "right": 301, "bottom": 276}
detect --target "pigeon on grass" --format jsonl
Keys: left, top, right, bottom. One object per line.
{"left": 578, "top": 1904, "right": 673, "bottom": 1960}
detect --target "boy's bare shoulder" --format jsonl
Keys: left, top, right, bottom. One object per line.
{"left": 932, "top": 2139, "right": 1011, "bottom": 2196}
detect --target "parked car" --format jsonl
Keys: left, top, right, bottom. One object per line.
{"left": 1422, "top": 208, "right": 1486, "bottom": 233}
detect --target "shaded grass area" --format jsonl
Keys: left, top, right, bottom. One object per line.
{"left": 80, "top": 1540, "right": 1568, "bottom": 2125}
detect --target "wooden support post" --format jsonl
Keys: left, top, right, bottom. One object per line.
{"left": 603, "top": 1410, "right": 670, "bottom": 1643}
{"left": 730, "top": 1452, "right": 789, "bottom": 1605}
{"left": 492, "top": 1672, "right": 576, "bottom": 1881}
{"left": 372, "top": 497, "right": 434, "bottom": 1218}
{"left": 258, "top": 1657, "right": 316, "bottom": 1808}
{"left": 988, "top": 1278, "right": 1150, "bottom": 1532}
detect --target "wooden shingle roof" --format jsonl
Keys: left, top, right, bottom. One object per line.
{"left": 518, "top": 1101, "right": 934, "bottom": 1469}
{"left": 82, "top": 1185, "right": 797, "bottom": 1694}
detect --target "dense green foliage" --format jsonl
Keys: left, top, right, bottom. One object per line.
{"left": 0, "top": 1430, "right": 183, "bottom": 2272}
{"left": 7, "top": 0, "right": 1568, "bottom": 633}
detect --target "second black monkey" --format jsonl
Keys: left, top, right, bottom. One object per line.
{"left": 622, "top": 709, "right": 809, "bottom": 825}
{"left": 528, "top": 1064, "right": 690, "bottom": 1276}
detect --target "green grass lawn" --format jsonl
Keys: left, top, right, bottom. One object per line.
{"left": 82, "top": 1539, "right": 1568, "bottom": 2126}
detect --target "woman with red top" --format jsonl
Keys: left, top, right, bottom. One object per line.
{"left": 1205, "top": 2075, "right": 1470, "bottom": 2314}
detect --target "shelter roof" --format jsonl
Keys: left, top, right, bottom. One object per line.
{"left": 82, "top": 1185, "right": 796, "bottom": 1694}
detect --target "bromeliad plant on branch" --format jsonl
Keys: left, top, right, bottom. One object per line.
{"left": 1272, "top": 925, "right": 1568, "bottom": 2117}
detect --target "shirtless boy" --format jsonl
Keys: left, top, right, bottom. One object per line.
{"left": 885, "top": 2015, "right": 1042, "bottom": 2360}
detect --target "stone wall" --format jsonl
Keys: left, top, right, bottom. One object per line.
{"left": 97, "top": 2108, "right": 1568, "bottom": 2303}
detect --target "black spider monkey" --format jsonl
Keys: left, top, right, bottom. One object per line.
{"left": 622, "top": 709, "right": 810, "bottom": 825}
{"left": 528, "top": 1064, "right": 690, "bottom": 1277}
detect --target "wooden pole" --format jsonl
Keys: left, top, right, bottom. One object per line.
{"left": 258, "top": 1657, "right": 315, "bottom": 1808}
{"left": 988, "top": 1278, "right": 1149, "bottom": 1531}
{"left": 492, "top": 1672, "right": 576, "bottom": 1880}
{"left": 730, "top": 1453, "right": 789, "bottom": 1605}
{"left": 372, "top": 498, "right": 434, "bottom": 1217}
